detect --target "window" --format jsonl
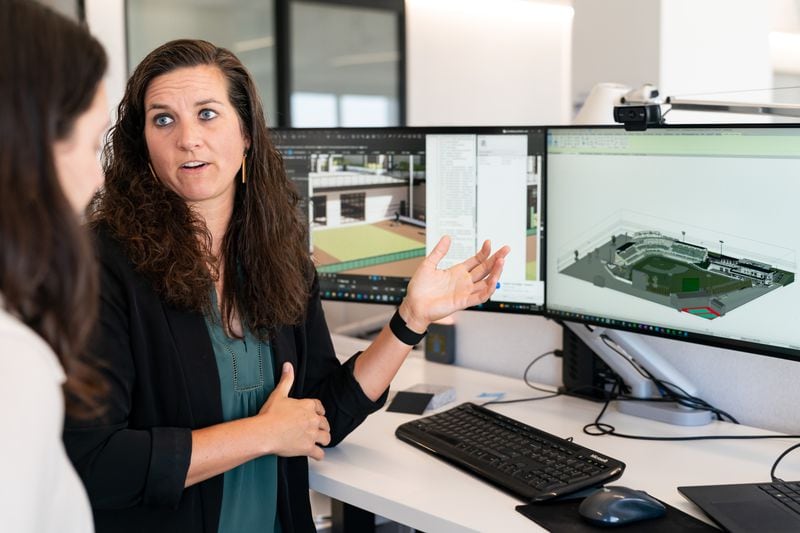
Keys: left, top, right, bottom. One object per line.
{"left": 340, "top": 192, "right": 366, "bottom": 222}
{"left": 126, "top": 0, "right": 277, "bottom": 124}
{"left": 284, "top": 0, "right": 405, "bottom": 126}
{"left": 125, "top": 0, "right": 405, "bottom": 127}
{"left": 311, "top": 195, "right": 328, "bottom": 226}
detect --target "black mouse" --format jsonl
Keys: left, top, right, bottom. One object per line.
{"left": 578, "top": 485, "right": 667, "bottom": 527}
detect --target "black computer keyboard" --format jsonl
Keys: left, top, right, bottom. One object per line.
{"left": 760, "top": 482, "right": 800, "bottom": 515}
{"left": 395, "top": 402, "right": 625, "bottom": 502}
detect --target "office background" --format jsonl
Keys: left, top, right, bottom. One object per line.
{"left": 44, "top": 0, "right": 800, "bottom": 435}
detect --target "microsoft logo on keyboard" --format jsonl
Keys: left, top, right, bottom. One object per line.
{"left": 590, "top": 454, "right": 609, "bottom": 463}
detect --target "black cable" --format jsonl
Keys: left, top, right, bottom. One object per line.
{"left": 582, "top": 380, "right": 621, "bottom": 436}
{"left": 523, "top": 350, "right": 560, "bottom": 394}
{"left": 481, "top": 349, "right": 561, "bottom": 407}
{"left": 598, "top": 334, "right": 738, "bottom": 423}
{"left": 480, "top": 344, "right": 800, "bottom": 483}
{"left": 480, "top": 343, "right": 800, "bottom": 458}
{"left": 582, "top": 379, "right": 800, "bottom": 442}
{"left": 771, "top": 442, "right": 800, "bottom": 483}
{"left": 489, "top": 329, "right": 800, "bottom": 481}
{"left": 598, "top": 335, "right": 651, "bottom": 380}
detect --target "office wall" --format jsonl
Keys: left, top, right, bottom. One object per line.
{"left": 571, "top": 0, "right": 661, "bottom": 111}
{"left": 405, "top": 0, "right": 573, "bottom": 126}
{"left": 572, "top": 0, "right": 772, "bottom": 123}
{"left": 84, "top": 0, "right": 126, "bottom": 117}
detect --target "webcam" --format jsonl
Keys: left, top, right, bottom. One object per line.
{"left": 613, "top": 84, "right": 664, "bottom": 131}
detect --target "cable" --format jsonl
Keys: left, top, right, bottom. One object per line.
{"left": 523, "top": 349, "right": 560, "bottom": 394}
{"left": 771, "top": 442, "right": 800, "bottom": 483}
{"left": 582, "top": 380, "right": 620, "bottom": 436}
{"left": 481, "top": 342, "right": 800, "bottom": 454}
{"left": 481, "top": 394, "right": 561, "bottom": 407}
{"left": 483, "top": 330, "right": 800, "bottom": 482}
{"left": 481, "top": 342, "right": 800, "bottom": 482}
{"left": 599, "top": 335, "right": 651, "bottom": 380}
{"left": 572, "top": 347, "right": 800, "bottom": 482}
{"left": 598, "top": 334, "right": 738, "bottom": 423}
{"left": 481, "top": 349, "right": 562, "bottom": 407}
{"left": 582, "top": 382, "right": 800, "bottom": 442}
{"left": 669, "top": 85, "right": 800, "bottom": 98}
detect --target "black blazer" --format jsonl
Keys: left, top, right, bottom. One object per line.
{"left": 64, "top": 229, "right": 387, "bottom": 533}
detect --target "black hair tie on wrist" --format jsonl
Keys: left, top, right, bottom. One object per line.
{"left": 390, "top": 309, "right": 427, "bottom": 346}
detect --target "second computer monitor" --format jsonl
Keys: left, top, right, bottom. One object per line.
{"left": 274, "top": 127, "right": 546, "bottom": 314}
{"left": 546, "top": 125, "right": 800, "bottom": 360}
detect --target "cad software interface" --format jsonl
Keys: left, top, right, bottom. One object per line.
{"left": 275, "top": 127, "right": 545, "bottom": 313}
{"left": 546, "top": 126, "right": 800, "bottom": 356}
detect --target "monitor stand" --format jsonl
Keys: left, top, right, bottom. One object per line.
{"left": 563, "top": 321, "right": 713, "bottom": 426}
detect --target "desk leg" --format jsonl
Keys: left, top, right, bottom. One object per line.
{"left": 331, "top": 499, "right": 375, "bottom": 533}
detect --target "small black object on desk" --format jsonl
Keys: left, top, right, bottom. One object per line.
{"left": 386, "top": 391, "right": 433, "bottom": 415}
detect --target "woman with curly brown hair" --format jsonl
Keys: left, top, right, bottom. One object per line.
{"left": 63, "top": 38, "right": 508, "bottom": 533}
{"left": 0, "top": 1, "right": 108, "bottom": 530}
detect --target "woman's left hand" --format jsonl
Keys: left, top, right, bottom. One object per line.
{"left": 399, "top": 236, "right": 510, "bottom": 333}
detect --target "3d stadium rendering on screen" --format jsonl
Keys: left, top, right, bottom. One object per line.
{"left": 561, "top": 230, "right": 795, "bottom": 319}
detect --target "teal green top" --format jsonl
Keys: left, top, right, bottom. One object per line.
{"left": 205, "top": 293, "right": 281, "bottom": 533}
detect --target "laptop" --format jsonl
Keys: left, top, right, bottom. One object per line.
{"left": 679, "top": 481, "right": 800, "bottom": 533}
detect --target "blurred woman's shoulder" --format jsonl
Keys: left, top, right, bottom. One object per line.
{"left": 0, "top": 298, "right": 65, "bottom": 384}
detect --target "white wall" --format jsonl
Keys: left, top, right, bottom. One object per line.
{"left": 571, "top": 0, "right": 661, "bottom": 113}
{"left": 363, "top": 187, "right": 405, "bottom": 222}
{"left": 84, "top": 0, "right": 126, "bottom": 117}
{"left": 658, "top": 0, "right": 772, "bottom": 96}
{"left": 572, "top": 0, "right": 773, "bottom": 123}
{"left": 659, "top": 0, "right": 773, "bottom": 123}
{"left": 405, "top": 0, "right": 574, "bottom": 126}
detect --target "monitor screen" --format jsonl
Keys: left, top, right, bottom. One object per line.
{"left": 545, "top": 125, "right": 800, "bottom": 360}
{"left": 274, "top": 126, "right": 546, "bottom": 314}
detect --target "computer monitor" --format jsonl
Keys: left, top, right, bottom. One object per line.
{"left": 273, "top": 126, "right": 546, "bottom": 314}
{"left": 545, "top": 125, "right": 800, "bottom": 422}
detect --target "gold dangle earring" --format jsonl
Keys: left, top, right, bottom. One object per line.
{"left": 148, "top": 162, "right": 157, "bottom": 178}
{"left": 241, "top": 152, "right": 247, "bottom": 184}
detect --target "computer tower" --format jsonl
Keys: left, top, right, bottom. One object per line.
{"left": 560, "top": 325, "right": 618, "bottom": 401}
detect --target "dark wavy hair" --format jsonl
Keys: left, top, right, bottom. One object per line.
{"left": 0, "top": 0, "right": 107, "bottom": 417}
{"left": 91, "top": 39, "right": 310, "bottom": 336}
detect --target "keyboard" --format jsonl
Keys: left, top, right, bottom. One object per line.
{"left": 760, "top": 482, "right": 800, "bottom": 515}
{"left": 395, "top": 402, "right": 625, "bottom": 502}
{"left": 680, "top": 480, "right": 800, "bottom": 532}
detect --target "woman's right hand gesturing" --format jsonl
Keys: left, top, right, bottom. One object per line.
{"left": 257, "top": 363, "right": 331, "bottom": 460}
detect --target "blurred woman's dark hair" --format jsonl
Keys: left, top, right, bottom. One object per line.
{"left": 91, "top": 39, "right": 311, "bottom": 338}
{"left": 0, "top": 0, "right": 107, "bottom": 417}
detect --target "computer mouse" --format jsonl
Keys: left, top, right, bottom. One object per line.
{"left": 578, "top": 485, "right": 667, "bottom": 527}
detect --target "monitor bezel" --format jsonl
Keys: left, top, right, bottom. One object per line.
{"left": 542, "top": 122, "right": 800, "bottom": 363}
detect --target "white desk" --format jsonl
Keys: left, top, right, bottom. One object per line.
{"left": 317, "top": 334, "right": 800, "bottom": 532}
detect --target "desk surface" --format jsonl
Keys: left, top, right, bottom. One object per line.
{"left": 314, "top": 334, "right": 800, "bottom": 532}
